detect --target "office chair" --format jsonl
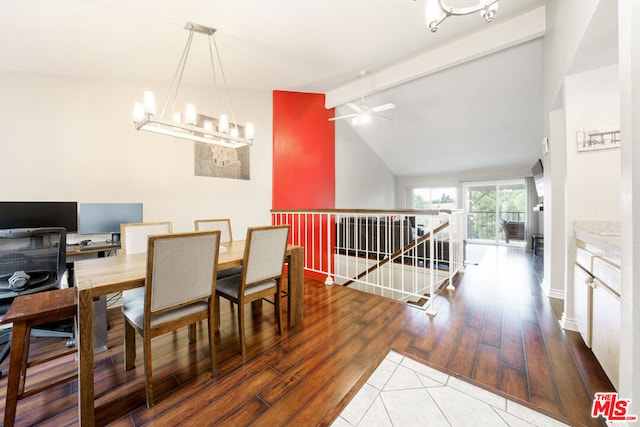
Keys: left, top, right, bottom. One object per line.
{"left": 0, "top": 227, "right": 73, "bottom": 376}
{"left": 215, "top": 225, "right": 290, "bottom": 355}
{"left": 122, "top": 231, "right": 220, "bottom": 407}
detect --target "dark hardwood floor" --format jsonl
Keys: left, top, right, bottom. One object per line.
{"left": 0, "top": 245, "right": 614, "bottom": 426}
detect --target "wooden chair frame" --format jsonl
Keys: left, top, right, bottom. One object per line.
{"left": 1, "top": 288, "right": 77, "bottom": 427}
{"left": 123, "top": 231, "right": 220, "bottom": 407}
{"left": 215, "top": 225, "right": 290, "bottom": 355}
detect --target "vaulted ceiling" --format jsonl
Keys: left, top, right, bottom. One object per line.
{"left": 1, "top": 0, "right": 549, "bottom": 176}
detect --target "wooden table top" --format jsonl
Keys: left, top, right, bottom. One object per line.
{"left": 74, "top": 240, "right": 247, "bottom": 296}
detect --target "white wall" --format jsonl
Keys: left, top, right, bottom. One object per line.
{"left": 542, "top": 0, "right": 600, "bottom": 114}
{"left": 0, "top": 70, "right": 273, "bottom": 237}
{"left": 335, "top": 120, "right": 396, "bottom": 209}
{"left": 565, "top": 65, "right": 621, "bottom": 222}
{"left": 618, "top": 0, "right": 640, "bottom": 412}
{"left": 541, "top": 0, "right": 599, "bottom": 305}
{"left": 558, "top": 64, "right": 621, "bottom": 328}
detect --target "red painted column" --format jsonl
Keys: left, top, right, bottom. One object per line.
{"left": 272, "top": 91, "right": 335, "bottom": 209}
{"left": 272, "top": 91, "right": 335, "bottom": 279}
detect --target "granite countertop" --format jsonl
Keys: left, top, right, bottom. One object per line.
{"left": 574, "top": 220, "right": 621, "bottom": 266}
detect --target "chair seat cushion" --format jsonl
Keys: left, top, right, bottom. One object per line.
{"left": 216, "top": 275, "right": 277, "bottom": 300}
{"left": 216, "top": 266, "right": 243, "bottom": 279}
{"left": 122, "top": 294, "right": 209, "bottom": 330}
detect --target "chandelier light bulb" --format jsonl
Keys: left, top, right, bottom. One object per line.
{"left": 425, "top": 0, "right": 445, "bottom": 32}
{"left": 230, "top": 127, "right": 239, "bottom": 138}
{"left": 203, "top": 120, "right": 214, "bottom": 138}
{"left": 218, "top": 114, "right": 229, "bottom": 133}
{"left": 245, "top": 122, "right": 254, "bottom": 140}
{"left": 481, "top": 1, "right": 499, "bottom": 22}
{"left": 185, "top": 104, "right": 197, "bottom": 125}
{"left": 132, "top": 102, "right": 144, "bottom": 123}
{"left": 171, "top": 112, "right": 181, "bottom": 123}
{"left": 143, "top": 91, "right": 156, "bottom": 116}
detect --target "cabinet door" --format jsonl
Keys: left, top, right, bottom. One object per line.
{"left": 592, "top": 278, "right": 620, "bottom": 390}
{"left": 574, "top": 264, "right": 593, "bottom": 347}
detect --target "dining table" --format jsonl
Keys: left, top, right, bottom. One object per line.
{"left": 73, "top": 239, "right": 304, "bottom": 426}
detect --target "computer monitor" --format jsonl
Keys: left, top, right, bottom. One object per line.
{"left": 0, "top": 201, "right": 78, "bottom": 232}
{"left": 79, "top": 203, "right": 143, "bottom": 242}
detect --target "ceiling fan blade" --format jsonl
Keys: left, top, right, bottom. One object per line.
{"left": 370, "top": 103, "right": 396, "bottom": 113}
{"left": 345, "top": 102, "right": 363, "bottom": 113}
{"left": 329, "top": 113, "right": 358, "bottom": 121}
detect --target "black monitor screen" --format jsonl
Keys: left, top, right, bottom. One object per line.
{"left": 0, "top": 201, "right": 78, "bottom": 232}
{"left": 79, "top": 203, "right": 143, "bottom": 235}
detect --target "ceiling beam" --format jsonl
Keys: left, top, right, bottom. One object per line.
{"left": 325, "top": 5, "right": 546, "bottom": 108}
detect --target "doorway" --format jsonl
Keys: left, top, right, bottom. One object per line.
{"left": 463, "top": 179, "right": 527, "bottom": 246}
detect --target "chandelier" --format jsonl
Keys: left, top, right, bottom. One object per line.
{"left": 132, "top": 22, "right": 254, "bottom": 148}
{"left": 425, "top": 0, "right": 500, "bottom": 33}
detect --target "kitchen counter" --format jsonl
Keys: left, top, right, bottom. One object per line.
{"left": 574, "top": 220, "right": 621, "bottom": 266}
{"left": 573, "top": 220, "right": 621, "bottom": 390}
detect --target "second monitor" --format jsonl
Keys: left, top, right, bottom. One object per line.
{"left": 79, "top": 203, "right": 143, "bottom": 243}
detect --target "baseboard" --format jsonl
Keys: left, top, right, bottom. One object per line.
{"left": 560, "top": 313, "right": 578, "bottom": 332}
{"left": 541, "top": 278, "right": 565, "bottom": 300}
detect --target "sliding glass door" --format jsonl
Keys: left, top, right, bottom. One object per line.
{"left": 464, "top": 180, "right": 527, "bottom": 245}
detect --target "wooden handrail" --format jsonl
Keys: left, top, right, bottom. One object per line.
{"left": 342, "top": 221, "right": 450, "bottom": 287}
{"left": 271, "top": 208, "right": 460, "bottom": 215}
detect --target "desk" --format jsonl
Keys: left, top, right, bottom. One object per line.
{"left": 66, "top": 244, "right": 120, "bottom": 257}
{"left": 73, "top": 240, "right": 303, "bottom": 426}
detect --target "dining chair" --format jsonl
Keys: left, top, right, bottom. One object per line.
{"left": 120, "top": 221, "right": 174, "bottom": 312}
{"left": 194, "top": 218, "right": 233, "bottom": 242}
{"left": 120, "top": 221, "right": 173, "bottom": 255}
{"left": 215, "top": 225, "right": 290, "bottom": 355}
{"left": 121, "top": 231, "right": 220, "bottom": 408}
{"left": 194, "top": 218, "right": 242, "bottom": 279}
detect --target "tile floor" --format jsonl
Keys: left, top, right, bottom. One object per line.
{"left": 332, "top": 351, "right": 570, "bottom": 427}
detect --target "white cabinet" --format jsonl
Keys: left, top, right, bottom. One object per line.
{"left": 573, "top": 264, "right": 593, "bottom": 347}
{"left": 573, "top": 241, "right": 621, "bottom": 390}
{"left": 592, "top": 279, "right": 620, "bottom": 390}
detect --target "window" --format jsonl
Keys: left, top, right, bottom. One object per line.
{"left": 463, "top": 180, "right": 527, "bottom": 245}
{"left": 413, "top": 187, "right": 457, "bottom": 210}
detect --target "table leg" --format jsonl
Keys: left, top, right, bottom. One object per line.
{"left": 288, "top": 246, "right": 304, "bottom": 327}
{"left": 78, "top": 289, "right": 95, "bottom": 426}
{"left": 251, "top": 300, "right": 263, "bottom": 316}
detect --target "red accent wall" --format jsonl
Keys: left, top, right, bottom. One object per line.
{"left": 272, "top": 91, "right": 335, "bottom": 209}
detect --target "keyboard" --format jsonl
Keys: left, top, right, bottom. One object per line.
{"left": 79, "top": 242, "right": 120, "bottom": 251}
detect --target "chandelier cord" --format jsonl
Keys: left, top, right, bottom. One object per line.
{"left": 211, "top": 34, "right": 239, "bottom": 133}
{"left": 160, "top": 30, "right": 195, "bottom": 119}
{"left": 207, "top": 36, "right": 222, "bottom": 122}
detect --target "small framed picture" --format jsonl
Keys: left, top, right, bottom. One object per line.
{"left": 576, "top": 129, "right": 621, "bottom": 152}
{"left": 541, "top": 137, "right": 549, "bottom": 155}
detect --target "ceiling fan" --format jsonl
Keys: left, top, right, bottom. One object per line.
{"left": 329, "top": 71, "right": 396, "bottom": 126}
